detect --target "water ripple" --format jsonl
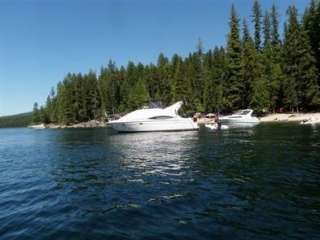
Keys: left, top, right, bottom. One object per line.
{"left": 0, "top": 126, "right": 319, "bottom": 239}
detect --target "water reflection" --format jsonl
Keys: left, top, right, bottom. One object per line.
{"left": 48, "top": 130, "right": 200, "bottom": 199}
{"left": 109, "top": 131, "right": 199, "bottom": 177}
{"left": 1, "top": 126, "right": 320, "bottom": 239}
{"left": 225, "top": 122, "right": 259, "bottom": 129}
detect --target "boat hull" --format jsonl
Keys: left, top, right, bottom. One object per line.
{"left": 219, "top": 118, "right": 259, "bottom": 124}
{"left": 218, "top": 119, "right": 259, "bottom": 128}
{"left": 109, "top": 118, "right": 199, "bottom": 132}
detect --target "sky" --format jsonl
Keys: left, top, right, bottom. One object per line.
{"left": 0, "top": 0, "right": 310, "bottom": 116}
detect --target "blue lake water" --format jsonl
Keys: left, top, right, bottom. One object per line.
{"left": 0, "top": 124, "right": 319, "bottom": 239}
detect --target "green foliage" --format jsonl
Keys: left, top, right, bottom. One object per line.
{"left": 0, "top": 112, "right": 32, "bottom": 128}
{"left": 271, "top": 4, "right": 280, "bottom": 46}
{"left": 263, "top": 11, "right": 271, "bottom": 47}
{"left": 32, "top": 102, "right": 41, "bottom": 124}
{"left": 282, "top": 5, "right": 320, "bottom": 111}
{"left": 224, "top": 5, "right": 242, "bottom": 111}
{"left": 250, "top": 77, "right": 270, "bottom": 112}
{"left": 128, "top": 79, "right": 150, "bottom": 110}
{"left": 240, "top": 20, "right": 261, "bottom": 109}
{"left": 204, "top": 47, "right": 226, "bottom": 112}
{"left": 252, "top": 0, "right": 262, "bottom": 50}
{"left": 303, "top": 0, "right": 320, "bottom": 85}
{"left": 33, "top": 0, "right": 320, "bottom": 122}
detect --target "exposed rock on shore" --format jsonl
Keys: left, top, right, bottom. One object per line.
{"left": 37, "top": 120, "right": 107, "bottom": 129}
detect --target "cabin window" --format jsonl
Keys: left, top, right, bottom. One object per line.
{"left": 238, "top": 110, "right": 251, "bottom": 115}
{"left": 149, "top": 116, "right": 173, "bottom": 120}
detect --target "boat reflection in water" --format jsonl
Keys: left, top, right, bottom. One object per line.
{"left": 109, "top": 131, "right": 199, "bottom": 178}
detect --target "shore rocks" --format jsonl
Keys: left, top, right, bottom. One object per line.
{"left": 42, "top": 120, "right": 107, "bottom": 129}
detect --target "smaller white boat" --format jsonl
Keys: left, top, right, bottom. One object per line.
{"left": 219, "top": 109, "right": 259, "bottom": 126}
{"left": 29, "top": 123, "right": 46, "bottom": 129}
{"left": 205, "top": 123, "right": 229, "bottom": 131}
{"left": 300, "top": 117, "right": 320, "bottom": 125}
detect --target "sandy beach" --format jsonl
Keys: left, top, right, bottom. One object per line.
{"left": 196, "top": 112, "right": 320, "bottom": 125}
{"left": 259, "top": 113, "right": 320, "bottom": 122}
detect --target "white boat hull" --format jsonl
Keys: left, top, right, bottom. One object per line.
{"left": 219, "top": 117, "right": 259, "bottom": 124}
{"left": 109, "top": 118, "right": 199, "bottom": 132}
{"left": 218, "top": 109, "right": 259, "bottom": 127}
{"left": 219, "top": 120, "right": 259, "bottom": 128}
{"left": 29, "top": 124, "right": 46, "bottom": 129}
{"left": 300, "top": 121, "right": 320, "bottom": 125}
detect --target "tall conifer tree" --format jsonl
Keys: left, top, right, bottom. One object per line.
{"left": 252, "top": 0, "right": 262, "bottom": 50}
{"left": 225, "top": 5, "right": 242, "bottom": 111}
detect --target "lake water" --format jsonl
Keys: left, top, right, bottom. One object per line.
{"left": 0, "top": 124, "right": 319, "bottom": 239}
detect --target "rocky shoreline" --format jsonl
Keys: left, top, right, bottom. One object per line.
{"left": 29, "top": 120, "right": 108, "bottom": 129}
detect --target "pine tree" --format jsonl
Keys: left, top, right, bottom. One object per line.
{"left": 299, "top": 29, "right": 320, "bottom": 110}
{"left": 271, "top": 4, "right": 280, "bottom": 46}
{"left": 225, "top": 5, "right": 242, "bottom": 111}
{"left": 32, "top": 102, "right": 41, "bottom": 124}
{"left": 303, "top": 0, "right": 320, "bottom": 85}
{"left": 127, "top": 78, "right": 149, "bottom": 110}
{"left": 268, "top": 4, "right": 284, "bottom": 111}
{"left": 157, "top": 53, "right": 171, "bottom": 105}
{"left": 193, "top": 39, "right": 205, "bottom": 111}
{"left": 252, "top": 0, "right": 262, "bottom": 50}
{"left": 87, "top": 71, "right": 100, "bottom": 119}
{"left": 240, "top": 18, "right": 263, "bottom": 109}
{"left": 204, "top": 47, "right": 226, "bottom": 113}
{"left": 283, "top": 6, "right": 320, "bottom": 111}
{"left": 56, "top": 74, "right": 76, "bottom": 124}
{"left": 39, "top": 106, "right": 49, "bottom": 124}
{"left": 282, "top": 8, "right": 300, "bottom": 111}
{"left": 36, "top": 1, "right": 320, "bottom": 121}
{"left": 172, "top": 59, "right": 184, "bottom": 102}
{"left": 250, "top": 77, "right": 270, "bottom": 112}
{"left": 263, "top": 11, "right": 271, "bottom": 47}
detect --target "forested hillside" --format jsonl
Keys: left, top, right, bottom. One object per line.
{"left": 33, "top": 0, "right": 320, "bottom": 125}
{"left": 0, "top": 112, "right": 32, "bottom": 128}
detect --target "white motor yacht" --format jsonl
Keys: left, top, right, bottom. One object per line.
{"left": 29, "top": 123, "right": 46, "bottom": 129}
{"left": 219, "top": 109, "right": 259, "bottom": 126}
{"left": 109, "top": 101, "right": 199, "bottom": 132}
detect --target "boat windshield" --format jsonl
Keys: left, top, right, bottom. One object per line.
{"left": 141, "top": 101, "right": 164, "bottom": 109}
{"left": 149, "top": 116, "right": 173, "bottom": 120}
{"left": 235, "top": 110, "right": 251, "bottom": 115}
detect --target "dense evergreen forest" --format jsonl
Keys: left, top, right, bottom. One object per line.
{"left": 33, "top": 0, "right": 320, "bottom": 125}
{"left": 0, "top": 112, "right": 32, "bottom": 128}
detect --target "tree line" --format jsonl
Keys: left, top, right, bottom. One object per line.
{"left": 0, "top": 112, "right": 32, "bottom": 128}
{"left": 33, "top": 0, "right": 320, "bottom": 125}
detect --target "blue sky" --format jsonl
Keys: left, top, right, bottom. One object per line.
{"left": 0, "top": 0, "right": 310, "bottom": 116}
